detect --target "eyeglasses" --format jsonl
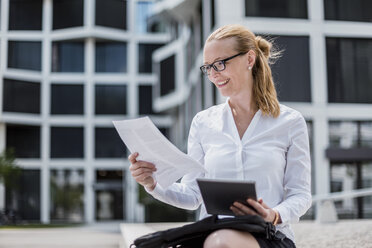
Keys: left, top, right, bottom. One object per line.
{"left": 200, "top": 52, "right": 245, "bottom": 75}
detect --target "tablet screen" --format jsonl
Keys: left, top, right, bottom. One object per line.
{"left": 197, "top": 178, "right": 257, "bottom": 216}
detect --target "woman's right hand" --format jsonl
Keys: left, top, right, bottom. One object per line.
{"left": 128, "top": 152, "right": 157, "bottom": 191}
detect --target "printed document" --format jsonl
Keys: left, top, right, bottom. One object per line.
{"left": 113, "top": 117, "right": 206, "bottom": 188}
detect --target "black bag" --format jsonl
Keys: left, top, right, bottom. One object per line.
{"left": 130, "top": 215, "right": 285, "bottom": 248}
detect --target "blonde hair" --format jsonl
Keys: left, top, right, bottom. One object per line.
{"left": 206, "top": 24, "right": 281, "bottom": 118}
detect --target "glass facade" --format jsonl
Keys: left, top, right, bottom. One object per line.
{"left": 51, "top": 84, "right": 84, "bottom": 115}
{"left": 138, "top": 43, "right": 163, "bottom": 73}
{"left": 95, "top": 127, "right": 126, "bottom": 158}
{"left": 50, "top": 169, "right": 84, "bottom": 222}
{"left": 9, "top": 0, "right": 42, "bottom": 30}
{"left": 53, "top": 0, "right": 83, "bottom": 30}
{"left": 245, "top": 0, "right": 308, "bottom": 19}
{"left": 324, "top": 0, "right": 372, "bottom": 22}
{"left": 95, "top": 41, "right": 127, "bottom": 73}
{"left": 6, "top": 124, "right": 40, "bottom": 158}
{"left": 95, "top": 170, "right": 124, "bottom": 220}
{"left": 270, "top": 35, "right": 311, "bottom": 102}
{"left": 160, "top": 55, "right": 175, "bottom": 96}
{"left": 95, "top": 0, "right": 127, "bottom": 30}
{"left": 8, "top": 41, "right": 41, "bottom": 71}
{"left": 50, "top": 127, "right": 84, "bottom": 158}
{"left": 138, "top": 85, "right": 154, "bottom": 115}
{"left": 326, "top": 38, "right": 372, "bottom": 103}
{"left": 3, "top": 79, "right": 40, "bottom": 114}
{"left": 95, "top": 85, "right": 127, "bottom": 115}
{"left": 6, "top": 170, "right": 41, "bottom": 221}
{"left": 52, "top": 41, "right": 84, "bottom": 72}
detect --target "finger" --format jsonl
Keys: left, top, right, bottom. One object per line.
{"left": 131, "top": 168, "right": 154, "bottom": 177}
{"left": 129, "top": 161, "right": 156, "bottom": 172}
{"left": 233, "top": 202, "right": 257, "bottom": 215}
{"left": 230, "top": 206, "right": 245, "bottom": 216}
{"left": 128, "top": 152, "right": 139, "bottom": 164}
{"left": 247, "top": 199, "right": 266, "bottom": 216}
{"left": 259, "top": 199, "right": 270, "bottom": 209}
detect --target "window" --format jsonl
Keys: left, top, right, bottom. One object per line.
{"left": 6, "top": 170, "right": 40, "bottom": 221}
{"left": 160, "top": 55, "right": 175, "bottom": 96}
{"left": 138, "top": 44, "right": 163, "bottom": 73}
{"left": 6, "top": 124, "right": 40, "bottom": 158}
{"left": 8, "top": 41, "right": 41, "bottom": 71}
{"left": 3, "top": 78, "right": 40, "bottom": 114}
{"left": 324, "top": 0, "right": 372, "bottom": 22}
{"left": 50, "top": 169, "right": 84, "bottom": 222}
{"left": 9, "top": 0, "right": 42, "bottom": 30}
{"left": 245, "top": 0, "right": 308, "bottom": 19}
{"left": 51, "top": 84, "right": 84, "bottom": 115}
{"left": 270, "top": 35, "right": 311, "bottom": 102}
{"left": 329, "top": 121, "right": 372, "bottom": 148}
{"left": 95, "top": 41, "right": 127, "bottom": 73}
{"left": 136, "top": 1, "right": 165, "bottom": 33}
{"left": 326, "top": 38, "right": 372, "bottom": 103}
{"left": 95, "top": 170, "right": 124, "bottom": 220}
{"left": 51, "top": 127, "right": 84, "bottom": 158}
{"left": 52, "top": 41, "right": 84, "bottom": 72}
{"left": 53, "top": 0, "right": 83, "bottom": 30}
{"left": 95, "top": 0, "right": 127, "bottom": 30}
{"left": 95, "top": 127, "right": 126, "bottom": 158}
{"left": 95, "top": 85, "right": 127, "bottom": 115}
{"left": 139, "top": 85, "right": 153, "bottom": 115}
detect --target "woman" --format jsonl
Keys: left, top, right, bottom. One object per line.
{"left": 128, "top": 24, "right": 311, "bottom": 248}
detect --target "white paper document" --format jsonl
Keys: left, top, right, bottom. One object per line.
{"left": 113, "top": 117, "right": 206, "bottom": 188}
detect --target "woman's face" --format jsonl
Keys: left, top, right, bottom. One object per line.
{"left": 203, "top": 38, "right": 251, "bottom": 98}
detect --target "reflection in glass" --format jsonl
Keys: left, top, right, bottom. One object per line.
{"left": 50, "top": 127, "right": 84, "bottom": 158}
{"left": 95, "top": 85, "right": 127, "bottom": 115}
{"left": 6, "top": 124, "right": 40, "bottom": 158}
{"left": 6, "top": 170, "right": 41, "bottom": 221}
{"left": 3, "top": 78, "right": 40, "bottom": 114}
{"left": 9, "top": 0, "right": 42, "bottom": 30}
{"left": 245, "top": 0, "right": 308, "bottom": 19}
{"left": 50, "top": 169, "right": 84, "bottom": 222}
{"left": 95, "top": 128, "right": 126, "bottom": 158}
{"left": 51, "top": 84, "right": 84, "bottom": 115}
{"left": 52, "top": 41, "right": 84, "bottom": 72}
{"left": 324, "top": 0, "right": 372, "bottom": 22}
{"left": 95, "top": 0, "right": 127, "bottom": 30}
{"left": 8, "top": 41, "right": 41, "bottom": 71}
{"left": 270, "top": 36, "right": 311, "bottom": 102}
{"left": 326, "top": 38, "right": 372, "bottom": 103}
{"left": 95, "top": 170, "right": 124, "bottom": 220}
{"left": 138, "top": 44, "right": 163, "bottom": 73}
{"left": 95, "top": 42, "right": 127, "bottom": 73}
{"left": 53, "top": 0, "right": 83, "bottom": 30}
{"left": 329, "top": 121, "right": 372, "bottom": 148}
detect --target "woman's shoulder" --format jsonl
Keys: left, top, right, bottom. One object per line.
{"left": 191, "top": 103, "right": 226, "bottom": 129}
{"left": 278, "top": 104, "right": 304, "bottom": 122}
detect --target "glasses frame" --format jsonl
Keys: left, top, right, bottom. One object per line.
{"left": 200, "top": 52, "right": 245, "bottom": 75}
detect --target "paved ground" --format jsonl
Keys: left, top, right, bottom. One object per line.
{"left": 1, "top": 220, "right": 372, "bottom": 248}
{"left": 0, "top": 222, "right": 122, "bottom": 248}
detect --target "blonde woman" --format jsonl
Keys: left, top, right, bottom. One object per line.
{"left": 129, "top": 24, "right": 311, "bottom": 248}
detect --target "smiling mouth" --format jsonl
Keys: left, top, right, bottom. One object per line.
{"left": 216, "top": 79, "right": 229, "bottom": 86}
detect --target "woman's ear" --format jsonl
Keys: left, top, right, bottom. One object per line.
{"left": 247, "top": 50, "right": 256, "bottom": 70}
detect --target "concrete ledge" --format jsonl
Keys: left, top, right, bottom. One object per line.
{"left": 121, "top": 220, "right": 372, "bottom": 248}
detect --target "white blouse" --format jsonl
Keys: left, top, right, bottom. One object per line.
{"left": 148, "top": 100, "right": 312, "bottom": 242}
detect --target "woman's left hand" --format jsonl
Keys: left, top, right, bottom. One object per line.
{"left": 230, "top": 198, "right": 278, "bottom": 223}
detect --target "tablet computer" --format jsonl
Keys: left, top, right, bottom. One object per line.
{"left": 196, "top": 178, "right": 257, "bottom": 216}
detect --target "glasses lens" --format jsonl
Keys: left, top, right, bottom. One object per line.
{"left": 213, "top": 61, "right": 225, "bottom": 71}
{"left": 200, "top": 65, "right": 210, "bottom": 74}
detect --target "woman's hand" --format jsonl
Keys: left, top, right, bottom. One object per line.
{"left": 230, "top": 198, "right": 280, "bottom": 224}
{"left": 128, "top": 152, "right": 157, "bottom": 191}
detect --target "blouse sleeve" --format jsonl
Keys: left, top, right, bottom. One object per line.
{"left": 146, "top": 114, "right": 205, "bottom": 210}
{"left": 273, "top": 113, "right": 312, "bottom": 224}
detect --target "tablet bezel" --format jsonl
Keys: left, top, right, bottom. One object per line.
{"left": 197, "top": 178, "right": 257, "bottom": 216}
